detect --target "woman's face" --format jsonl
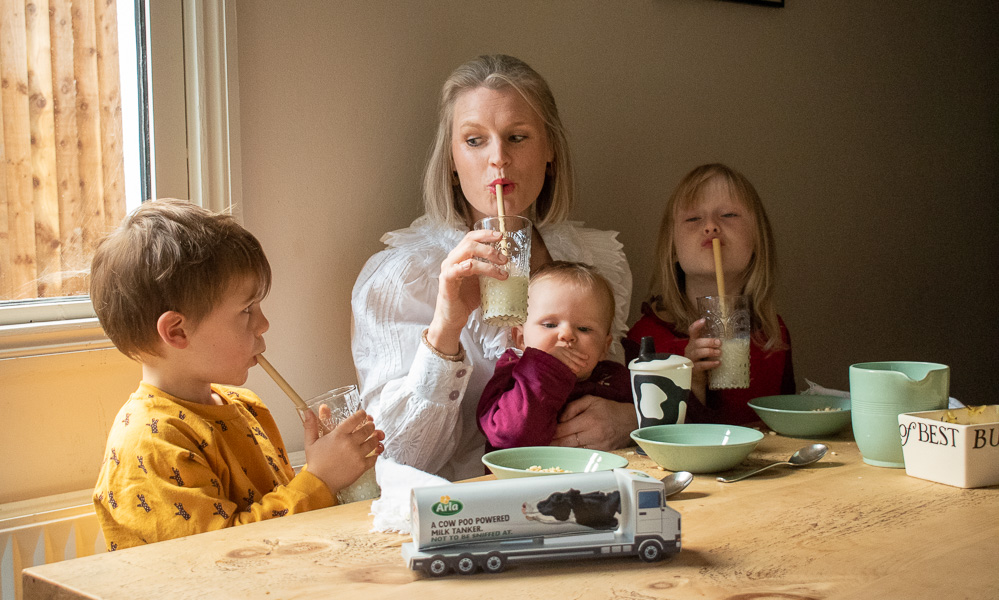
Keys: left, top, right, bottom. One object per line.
{"left": 451, "top": 86, "right": 553, "bottom": 223}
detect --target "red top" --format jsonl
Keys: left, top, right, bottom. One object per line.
{"left": 477, "top": 348, "right": 632, "bottom": 450}
{"left": 624, "top": 303, "right": 796, "bottom": 425}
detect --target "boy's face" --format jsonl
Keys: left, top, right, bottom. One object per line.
{"left": 184, "top": 274, "right": 269, "bottom": 386}
{"left": 513, "top": 277, "right": 613, "bottom": 381}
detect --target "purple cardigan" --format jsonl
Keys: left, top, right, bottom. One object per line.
{"left": 476, "top": 347, "right": 632, "bottom": 450}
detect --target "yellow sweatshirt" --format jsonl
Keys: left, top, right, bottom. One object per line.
{"left": 93, "top": 382, "right": 335, "bottom": 550}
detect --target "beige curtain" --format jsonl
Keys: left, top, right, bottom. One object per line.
{"left": 1, "top": 0, "right": 126, "bottom": 300}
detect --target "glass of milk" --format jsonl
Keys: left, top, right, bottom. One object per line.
{"left": 696, "top": 295, "right": 751, "bottom": 390}
{"left": 474, "top": 215, "right": 532, "bottom": 327}
{"left": 303, "top": 385, "right": 380, "bottom": 503}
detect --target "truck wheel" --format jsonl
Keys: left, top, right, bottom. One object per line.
{"left": 455, "top": 554, "right": 477, "bottom": 575}
{"left": 427, "top": 555, "right": 449, "bottom": 577}
{"left": 482, "top": 552, "right": 506, "bottom": 574}
{"left": 638, "top": 540, "right": 664, "bottom": 562}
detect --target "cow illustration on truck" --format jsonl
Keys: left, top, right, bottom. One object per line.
{"left": 401, "top": 468, "right": 681, "bottom": 576}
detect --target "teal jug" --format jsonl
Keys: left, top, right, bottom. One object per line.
{"left": 849, "top": 362, "right": 950, "bottom": 468}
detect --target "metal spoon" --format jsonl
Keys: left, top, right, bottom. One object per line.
{"left": 661, "top": 471, "right": 694, "bottom": 496}
{"left": 716, "top": 443, "right": 828, "bottom": 483}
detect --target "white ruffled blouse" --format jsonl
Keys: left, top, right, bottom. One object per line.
{"left": 351, "top": 215, "right": 632, "bottom": 480}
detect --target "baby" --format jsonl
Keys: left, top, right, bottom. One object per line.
{"left": 477, "top": 261, "right": 632, "bottom": 450}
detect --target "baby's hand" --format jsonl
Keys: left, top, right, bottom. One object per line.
{"left": 684, "top": 318, "right": 721, "bottom": 404}
{"left": 546, "top": 345, "right": 590, "bottom": 377}
{"left": 303, "top": 409, "right": 385, "bottom": 497}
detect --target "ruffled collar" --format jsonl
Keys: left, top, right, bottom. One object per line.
{"left": 379, "top": 216, "right": 592, "bottom": 361}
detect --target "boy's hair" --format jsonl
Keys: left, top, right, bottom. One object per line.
{"left": 90, "top": 199, "right": 272, "bottom": 360}
{"left": 530, "top": 261, "right": 615, "bottom": 330}
{"left": 423, "top": 54, "right": 574, "bottom": 229}
{"left": 647, "top": 164, "right": 784, "bottom": 351}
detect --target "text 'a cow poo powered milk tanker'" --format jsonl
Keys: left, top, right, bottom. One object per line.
{"left": 402, "top": 469, "right": 681, "bottom": 576}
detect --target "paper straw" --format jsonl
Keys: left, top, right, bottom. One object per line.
{"left": 496, "top": 184, "right": 509, "bottom": 255}
{"left": 257, "top": 354, "right": 329, "bottom": 434}
{"left": 712, "top": 238, "right": 728, "bottom": 322}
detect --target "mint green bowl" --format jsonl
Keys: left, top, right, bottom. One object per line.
{"left": 748, "top": 394, "right": 852, "bottom": 437}
{"left": 630, "top": 424, "right": 764, "bottom": 473}
{"left": 482, "top": 447, "right": 629, "bottom": 479}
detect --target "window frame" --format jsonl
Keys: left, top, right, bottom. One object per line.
{"left": 0, "top": 0, "right": 240, "bottom": 360}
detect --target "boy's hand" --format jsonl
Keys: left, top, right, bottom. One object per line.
{"left": 684, "top": 318, "right": 721, "bottom": 405}
{"left": 303, "top": 409, "right": 385, "bottom": 497}
{"left": 546, "top": 345, "right": 590, "bottom": 376}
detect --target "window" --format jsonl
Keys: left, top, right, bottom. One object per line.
{"left": 0, "top": 0, "right": 144, "bottom": 304}
{"left": 638, "top": 490, "right": 662, "bottom": 509}
{"left": 0, "top": 0, "right": 240, "bottom": 359}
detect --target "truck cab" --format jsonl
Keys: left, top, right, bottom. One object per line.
{"left": 620, "top": 470, "right": 682, "bottom": 560}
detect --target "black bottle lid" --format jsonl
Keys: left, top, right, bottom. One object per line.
{"left": 636, "top": 336, "right": 673, "bottom": 362}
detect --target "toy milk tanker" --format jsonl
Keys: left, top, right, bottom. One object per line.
{"left": 401, "top": 469, "right": 681, "bottom": 576}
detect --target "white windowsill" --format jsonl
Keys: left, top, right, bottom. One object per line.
{"left": 0, "top": 314, "right": 113, "bottom": 360}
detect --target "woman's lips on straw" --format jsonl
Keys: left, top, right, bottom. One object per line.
{"left": 490, "top": 179, "right": 513, "bottom": 194}
{"left": 702, "top": 237, "right": 720, "bottom": 248}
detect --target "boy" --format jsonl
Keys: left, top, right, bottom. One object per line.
{"left": 91, "top": 199, "right": 383, "bottom": 550}
{"left": 477, "top": 261, "right": 632, "bottom": 450}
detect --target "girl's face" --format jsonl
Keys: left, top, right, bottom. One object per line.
{"left": 451, "top": 86, "right": 553, "bottom": 223}
{"left": 673, "top": 177, "right": 757, "bottom": 287}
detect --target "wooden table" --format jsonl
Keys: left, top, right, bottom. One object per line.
{"left": 22, "top": 431, "right": 999, "bottom": 600}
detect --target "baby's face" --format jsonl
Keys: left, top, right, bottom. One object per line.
{"left": 515, "top": 278, "right": 612, "bottom": 380}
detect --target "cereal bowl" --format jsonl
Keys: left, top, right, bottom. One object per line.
{"left": 630, "top": 424, "right": 764, "bottom": 473}
{"left": 748, "top": 394, "right": 852, "bottom": 437}
{"left": 482, "top": 446, "right": 629, "bottom": 479}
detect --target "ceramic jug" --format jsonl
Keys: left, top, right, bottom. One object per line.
{"left": 849, "top": 361, "right": 950, "bottom": 468}
{"left": 628, "top": 337, "right": 693, "bottom": 429}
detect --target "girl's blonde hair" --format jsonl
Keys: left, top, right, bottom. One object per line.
{"left": 648, "top": 164, "right": 784, "bottom": 351}
{"left": 423, "top": 54, "right": 574, "bottom": 228}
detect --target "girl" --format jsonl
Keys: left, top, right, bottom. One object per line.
{"left": 625, "top": 164, "right": 794, "bottom": 425}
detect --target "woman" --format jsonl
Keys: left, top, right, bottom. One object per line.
{"left": 351, "top": 55, "right": 634, "bottom": 480}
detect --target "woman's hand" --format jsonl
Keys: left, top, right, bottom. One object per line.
{"left": 551, "top": 395, "right": 637, "bottom": 451}
{"left": 684, "top": 318, "right": 721, "bottom": 405}
{"left": 427, "top": 229, "right": 507, "bottom": 355}
{"left": 303, "top": 409, "right": 385, "bottom": 497}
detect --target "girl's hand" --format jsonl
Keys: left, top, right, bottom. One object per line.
{"left": 547, "top": 346, "right": 590, "bottom": 377}
{"left": 551, "top": 396, "right": 637, "bottom": 450}
{"left": 303, "top": 409, "right": 385, "bottom": 497}
{"left": 427, "top": 229, "right": 507, "bottom": 355}
{"left": 684, "top": 318, "right": 721, "bottom": 405}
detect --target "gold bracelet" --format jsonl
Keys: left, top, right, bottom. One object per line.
{"left": 421, "top": 328, "right": 465, "bottom": 362}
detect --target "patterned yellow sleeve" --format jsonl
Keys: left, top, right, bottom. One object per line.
{"left": 94, "top": 388, "right": 335, "bottom": 550}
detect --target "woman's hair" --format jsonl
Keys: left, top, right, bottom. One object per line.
{"left": 90, "top": 199, "right": 272, "bottom": 359}
{"left": 648, "top": 164, "right": 784, "bottom": 351}
{"left": 423, "top": 54, "right": 574, "bottom": 228}
{"left": 531, "top": 261, "right": 615, "bottom": 331}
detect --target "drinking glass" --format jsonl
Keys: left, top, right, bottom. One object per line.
{"left": 474, "top": 215, "right": 532, "bottom": 327}
{"left": 303, "top": 385, "right": 380, "bottom": 503}
{"left": 696, "top": 295, "right": 751, "bottom": 390}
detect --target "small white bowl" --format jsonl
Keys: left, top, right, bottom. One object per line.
{"left": 898, "top": 405, "right": 999, "bottom": 488}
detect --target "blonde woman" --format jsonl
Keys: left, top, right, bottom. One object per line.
{"left": 352, "top": 55, "right": 633, "bottom": 480}
{"left": 625, "top": 163, "right": 794, "bottom": 425}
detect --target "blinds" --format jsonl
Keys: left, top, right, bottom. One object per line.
{"left": 1, "top": 0, "right": 126, "bottom": 300}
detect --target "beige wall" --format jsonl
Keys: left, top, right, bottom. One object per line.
{"left": 236, "top": 0, "right": 998, "bottom": 451}
{"left": 0, "top": 350, "right": 140, "bottom": 503}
